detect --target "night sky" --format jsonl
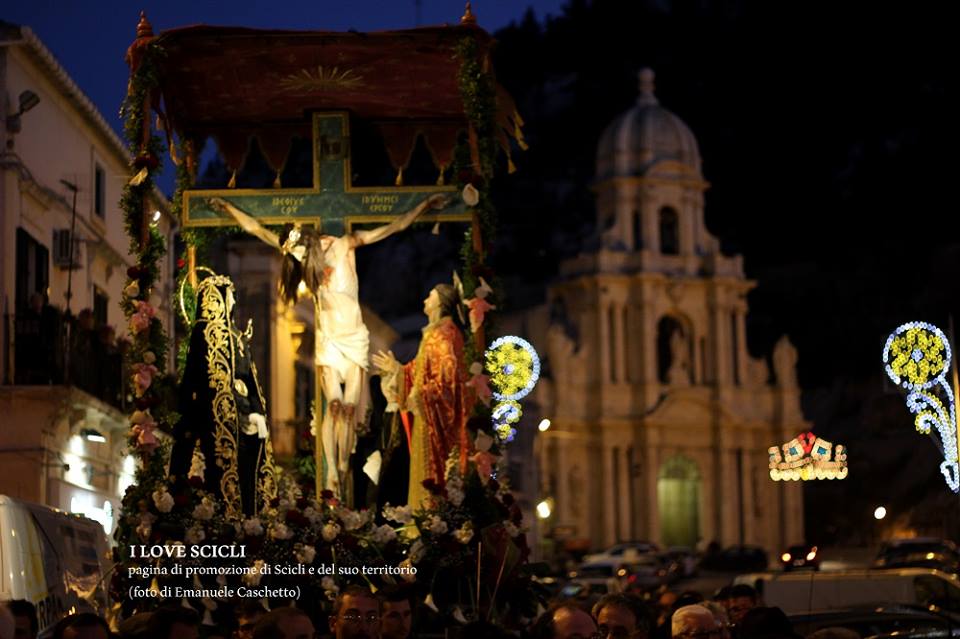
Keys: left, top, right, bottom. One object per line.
{"left": 4, "top": 0, "right": 958, "bottom": 540}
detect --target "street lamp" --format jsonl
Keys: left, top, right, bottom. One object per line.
{"left": 538, "top": 418, "right": 551, "bottom": 432}
{"left": 537, "top": 498, "right": 553, "bottom": 519}
{"left": 874, "top": 506, "right": 887, "bottom": 520}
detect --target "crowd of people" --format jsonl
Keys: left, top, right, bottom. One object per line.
{"left": 1, "top": 581, "right": 853, "bottom": 639}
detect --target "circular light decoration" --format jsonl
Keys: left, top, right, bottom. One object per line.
{"left": 492, "top": 400, "right": 522, "bottom": 425}
{"left": 485, "top": 336, "right": 541, "bottom": 401}
{"left": 883, "top": 321, "right": 951, "bottom": 390}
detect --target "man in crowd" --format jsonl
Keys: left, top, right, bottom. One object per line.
{"left": 328, "top": 585, "right": 381, "bottom": 639}
{"left": 672, "top": 605, "right": 723, "bottom": 639}
{"left": 152, "top": 605, "right": 200, "bottom": 639}
{"left": 2, "top": 601, "right": 37, "bottom": 639}
{"left": 253, "top": 607, "right": 315, "bottom": 639}
{"left": 379, "top": 587, "right": 414, "bottom": 639}
{"left": 592, "top": 593, "right": 653, "bottom": 639}
{"left": 0, "top": 604, "right": 14, "bottom": 639}
{"left": 235, "top": 601, "right": 268, "bottom": 639}
{"left": 531, "top": 603, "right": 599, "bottom": 639}
{"left": 724, "top": 585, "right": 759, "bottom": 626}
{"left": 50, "top": 613, "right": 110, "bottom": 639}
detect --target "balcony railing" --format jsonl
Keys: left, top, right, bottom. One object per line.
{"left": 2, "top": 308, "right": 127, "bottom": 410}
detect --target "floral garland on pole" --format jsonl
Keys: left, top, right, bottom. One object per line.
{"left": 119, "top": 24, "right": 173, "bottom": 459}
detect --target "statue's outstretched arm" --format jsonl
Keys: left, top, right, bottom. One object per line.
{"left": 352, "top": 193, "right": 451, "bottom": 247}
{"left": 209, "top": 197, "right": 283, "bottom": 251}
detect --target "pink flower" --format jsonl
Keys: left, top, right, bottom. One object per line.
{"left": 128, "top": 301, "right": 156, "bottom": 335}
{"left": 471, "top": 451, "right": 498, "bottom": 483}
{"left": 467, "top": 297, "right": 496, "bottom": 333}
{"left": 130, "top": 410, "right": 158, "bottom": 453}
{"left": 466, "top": 372, "right": 492, "bottom": 406}
{"left": 132, "top": 362, "right": 158, "bottom": 397}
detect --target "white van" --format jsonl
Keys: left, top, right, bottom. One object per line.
{"left": 0, "top": 495, "right": 112, "bottom": 637}
{"left": 735, "top": 568, "right": 960, "bottom": 615}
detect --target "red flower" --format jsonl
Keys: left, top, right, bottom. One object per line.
{"left": 176, "top": 258, "right": 186, "bottom": 269}
{"left": 286, "top": 509, "right": 308, "bottom": 527}
{"left": 133, "top": 152, "right": 159, "bottom": 170}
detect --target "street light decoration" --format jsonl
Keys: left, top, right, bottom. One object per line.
{"left": 485, "top": 336, "right": 541, "bottom": 443}
{"left": 768, "top": 431, "right": 848, "bottom": 481}
{"left": 883, "top": 321, "right": 959, "bottom": 492}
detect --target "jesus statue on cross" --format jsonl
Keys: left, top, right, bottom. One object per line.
{"left": 209, "top": 194, "right": 451, "bottom": 496}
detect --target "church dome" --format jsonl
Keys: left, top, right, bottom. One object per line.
{"left": 596, "top": 69, "right": 702, "bottom": 180}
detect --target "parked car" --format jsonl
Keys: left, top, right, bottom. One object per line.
{"left": 665, "top": 546, "right": 699, "bottom": 577}
{"left": 702, "top": 545, "right": 768, "bottom": 572}
{"left": 583, "top": 541, "right": 660, "bottom": 564}
{"left": 623, "top": 555, "right": 675, "bottom": 590}
{"left": 788, "top": 605, "right": 959, "bottom": 637}
{"left": 781, "top": 544, "right": 820, "bottom": 571}
{"left": 875, "top": 538, "right": 960, "bottom": 574}
{"left": 734, "top": 568, "right": 960, "bottom": 616}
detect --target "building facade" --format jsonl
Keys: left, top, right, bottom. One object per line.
{"left": 0, "top": 23, "right": 174, "bottom": 534}
{"left": 534, "top": 70, "right": 806, "bottom": 552}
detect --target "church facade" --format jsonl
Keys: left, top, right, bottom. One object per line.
{"left": 535, "top": 70, "right": 806, "bottom": 552}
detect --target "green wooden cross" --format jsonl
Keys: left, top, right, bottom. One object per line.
{"left": 182, "top": 112, "right": 468, "bottom": 234}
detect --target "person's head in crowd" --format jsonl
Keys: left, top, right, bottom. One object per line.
{"left": 3, "top": 600, "right": 38, "bottom": 639}
{"left": 712, "top": 587, "right": 733, "bottom": 608}
{"left": 152, "top": 604, "right": 200, "bottom": 639}
{"left": 592, "top": 593, "right": 653, "bottom": 639}
{"left": 0, "top": 603, "right": 15, "bottom": 639}
{"left": 460, "top": 620, "right": 513, "bottom": 639}
{"left": 117, "top": 611, "right": 153, "bottom": 639}
{"left": 531, "top": 602, "right": 598, "bottom": 639}
{"left": 329, "top": 585, "right": 380, "bottom": 639}
{"left": 807, "top": 628, "right": 861, "bottom": 639}
{"left": 253, "top": 607, "right": 315, "bottom": 639}
{"left": 51, "top": 613, "right": 110, "bottom": 639}
{"left": 725, "top": 585, "right": 758, "bottom": 626}
{"left": 379, "top": 586, "right": 413, "bottom": 639}
{"left": 673, "top": 592, "right": 705, "bottom": 610}
{"left": 738, "top": 607, "right": 800, "bottom": 639}
{"left": 234, "top": 601, "right": 268, "bottom": 639}
{"left": 699, "top": 602, "right": 731, "bottom": 639}
{"left": 672, "top": 605, "right": 721, "bottom": 639}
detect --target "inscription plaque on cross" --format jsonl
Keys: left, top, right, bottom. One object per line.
{"left": 182, "top": 112, "right": 469, "bottom": 233}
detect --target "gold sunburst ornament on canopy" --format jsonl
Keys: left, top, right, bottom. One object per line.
{"left": 277, "top": 66, "right": 365, "bottom": 93}
{"left": 883, "top": 321, "right": 960, "bottom": 492}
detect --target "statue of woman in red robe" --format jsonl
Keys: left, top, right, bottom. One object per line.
{"left": 373, "top": 283, "right": 472, "bottom": 509}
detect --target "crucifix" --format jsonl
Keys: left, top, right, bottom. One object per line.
{"left": 181, "top": 112, "right": 470, "bottom": 500}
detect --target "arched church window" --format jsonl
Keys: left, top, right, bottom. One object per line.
{"left": 659, "top": 206, "right": 679, "bottom": 255}
{"left": 632, "top": 210, "right": 643, "bottom": 250}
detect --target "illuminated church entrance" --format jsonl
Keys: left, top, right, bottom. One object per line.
{"left": 658, "top": 455, "right": 701, "bottom": 548}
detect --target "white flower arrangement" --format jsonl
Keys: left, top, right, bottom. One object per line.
{"left": 242, "top": 517, "right": 264, "bottom": 537}
{"left": 322, "top": 522, "right": 341, "bottom": 542}
{"left": 191, "top": 497, "right": 216, "bottom": 521}
{"left": 294, "top": 543, "right": 316, "bottom": 565}
{"left": 271, "top": 523, "right": 293, "bottom": 540}
{"left": 426, "top": 515, "right": 448, "bottom": 535}
{"left": 383, "top": 503, "right": 413, "bottom": 524}
{"left": 185, "top": 525, "right": 206, "bottom": 544}
{"left": 152, "top": 488, "right": 174, "bottom": 513}
{"left": 371, "top": 524, "right": 398, "bottom": 544}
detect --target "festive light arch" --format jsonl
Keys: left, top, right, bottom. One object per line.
{"left": 486, "top": 336, "right": 540, "bottom": 443}
{"left": 883, "top": 321, "right": 959, "bottom": 492}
